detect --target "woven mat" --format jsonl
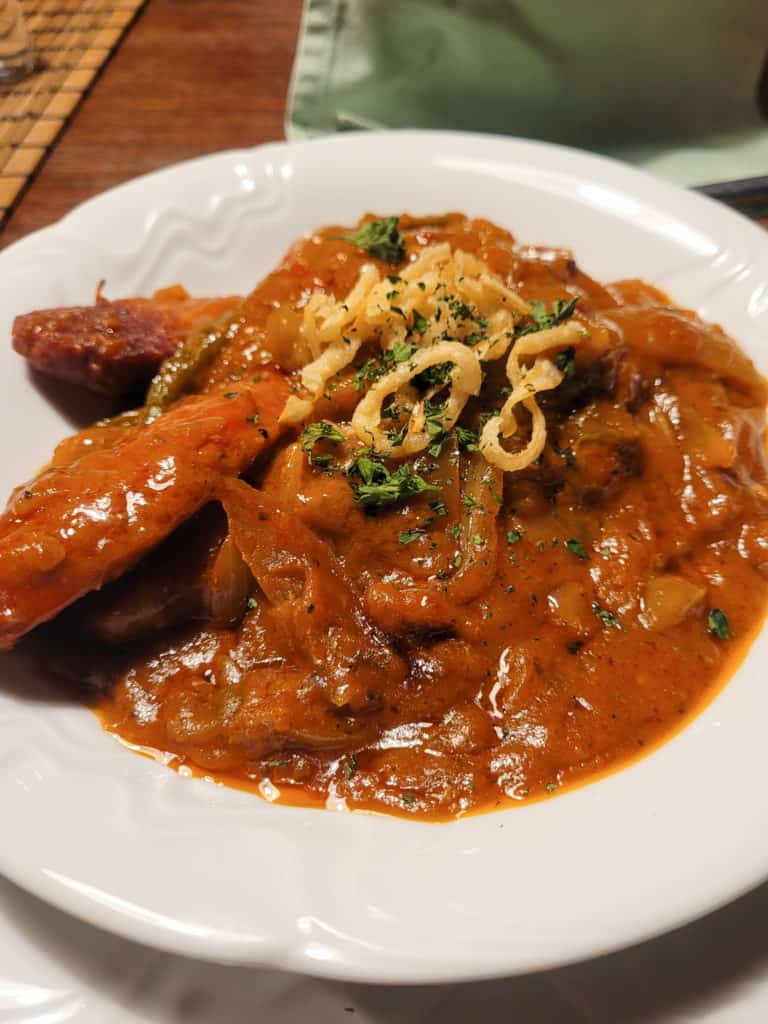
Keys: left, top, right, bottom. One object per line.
{"left": 0, "top": 0, "right": 145, "bottom": 227}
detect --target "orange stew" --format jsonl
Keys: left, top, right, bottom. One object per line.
{"left": 24, "top": 215, "right": 768, "bottom": 819}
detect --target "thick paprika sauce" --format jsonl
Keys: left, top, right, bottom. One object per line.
{"left": 39, "top": 215, "right": 768, "bottom": 819}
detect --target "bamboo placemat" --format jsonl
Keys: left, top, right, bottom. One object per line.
{"left": 0, "top": 0, "right": 146, "bottom": 227}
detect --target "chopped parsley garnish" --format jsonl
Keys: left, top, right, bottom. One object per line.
{"left": 517, "top": 297, "right": 578, "bottom": 337}
{"left": 246, "top": 413, "right": 260, "bottom": 425}
{"left": 223, "top": 391, "right": 239, "bottom": 398}
{"left": 349, "top": 456, "right": 439, "bottom": 508}
{"left": 424, "top": 398, "right": 446, "bottom": 432}
{"left": 707, "top": 609, "right": 730, "bottom": 639}
{"left": 453, "top": 553, "right": 463, "bottom": 569}
{"left": 386, "top": 423, "right": 409, "bottom": 446}
{"left": 428, "top": 432, "right": 450, "bottom": 457}
{"left": 546, "top": 781, "right": 558, "bottom": 794}
{"left": 300, "top": 420, "right": 345, "bottom": 465}
{"left": 411, "top": 309, "right": 430, "bottom": 335}
{"left": 398, "top": 528, "right": 425, "bottom": 545}
{"left": 386, "top": 289, "right": 400, "bottom": 301}
{"left": 343, "top": 755, "right": 358, "bottom": 779}
{"left": 461, "top": 493, "right": 479, "bottom": 509}
{"left": 429, "top": 499, "right": 447, "bottom": 515}
{"left": 246, "top": 596, "right": 258, "bottom": 610}
{"left": 423, "top": 399, "right": 450, "bottom": 456}
{"left": 554, "top": 346, "right": 576, "bottom": 378}
{"left": 486, "top": 481, "right": 503, "bottom": 505}
{"left": 456, "top": 425, "right": 480, "bottom": 452}
{"left": 336, "top": 216, "right": 406, "bottom": 264}
{"left": 403, "top": 792, "right": 416, "bottom": 806}
{"left": 353, "top": 341, "right": 417, "bottom": 390}
{"left": 592, "top": 601, "right": 622, "bottom": 629}
{"left": 413, "top": 360, "right": 452, "bottom": 391}
{"left": 449, "top": 524, "right": 460, "bottom": 539}
{"left": 565, "top": 539, "right": 588, "bottom": 560}
{"left": 448, "top": 297, "right": 487, "bottom": 326}
{"left": 507, "top": 529, "right": 522, "bottom": 544}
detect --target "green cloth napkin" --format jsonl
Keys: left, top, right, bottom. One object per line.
{"left": 286, "top": 0, "right": 768, "bottom": 188}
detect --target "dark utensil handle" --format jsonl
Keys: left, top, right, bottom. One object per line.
{"left": 696, "top": 176, "right": 768, "bottom": 218}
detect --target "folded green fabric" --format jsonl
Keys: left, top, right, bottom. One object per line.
{"left": 287, "top": 0, "right": 768, "bottom": 187}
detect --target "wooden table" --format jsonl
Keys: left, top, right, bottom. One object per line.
{"left": 1, "top": 0, "right": 765, "bottom": 247}
{"left": 1, "top": 0, "right": 303, "bottom": 247}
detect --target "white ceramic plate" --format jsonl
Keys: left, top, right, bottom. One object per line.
{"left": 1, "top": 131, "right": 767, "bottom": 984}
{"left": 3, "top": 870, "right": 768, "bottom": 1024}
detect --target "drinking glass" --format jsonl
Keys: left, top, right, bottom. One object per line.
{"left": 0, "top": 0, "right": 37, "bottom": 84}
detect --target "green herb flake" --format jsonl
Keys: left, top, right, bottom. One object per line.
{"left": 414, "top": 360, "right": 452, "bottom": 391}
{"left": 353, "top": 342, "right": 417, "bottom": 390}
{"left": 456, "top": 426, "right": 480, "bottom": 452}
{"left": 592, "top": 601, "right": 623, "bottom": 630}
{"left": 453, "top": 553, "right": 463, "bottom": 569}
{"left": 411, "top": 309, "right": 430, "bottom": 336}
{"left": 350, "top": 457, "right": 439, "bottom": 508}
{"left": 398, "top": 528, "right": 425, "bottom": 545}
{"left": 427, "top": 431, "right": 450, "bottom": 458}
{"left": 565, "top": 539, "right": 588, "bottom": 560}
{"left": 300, "top": 420, "right": 345, "bottom": 465}
{"left": 391, "top": 340, "right": 416, "bottom": 363}
{"left": 336, "top": 216, "right": 406, "bottom": 264}
{"left": 449, "top": 524, "right": 460, "bottom": 540}
{"left": 518, "top": 297, "right": 578, "bottom": 338}
{"left": 486, "top": 484, "right": 503, "bottom": 506}
{"left": 554, "top": 347, "right": 576, "bottom": 378}
{"left": 246, "top": 596, "right": 258, "bottom": 610}
{"left": 507, "top": 529, "right": 522, "bottom": 544}
{"left": 386, "top": 289, "right": 400, "bottom": 301}
{"left": 403, "top": 793, "right": 416, "bottom": 806}
{"left": 343, "top": 755, "right": 358, "bottom": 779}
{"left": 246, "top": 413, "right": 260, "bottom": 425}
{"left": 429, "top": 499, "right": 447, "bottom": 516}
{"left": 546, "top": 781, "right": 558, "bottom": 794}
{"left": 707, "top": 608, "right": 730, "bottom": 639}
{"left": 223, "top": 391, "right": 239, "bottom": 398}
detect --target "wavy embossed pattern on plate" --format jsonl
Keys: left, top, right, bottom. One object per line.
{"left": 3, "top": 869, "right": 768, "bottom": 1023}
{"left": 1, "top": 133, "right": 768, "bottom": 985}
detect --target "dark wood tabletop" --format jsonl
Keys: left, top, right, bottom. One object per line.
{"left": 1, "top": 0, "right": 765, "bottom": 248}
{"left": 1, "top": 0, "right": 303, "bottom": 247}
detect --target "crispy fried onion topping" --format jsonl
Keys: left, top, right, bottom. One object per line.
{"left": 279, "top": 243, "right": 585, "bottom": 474}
